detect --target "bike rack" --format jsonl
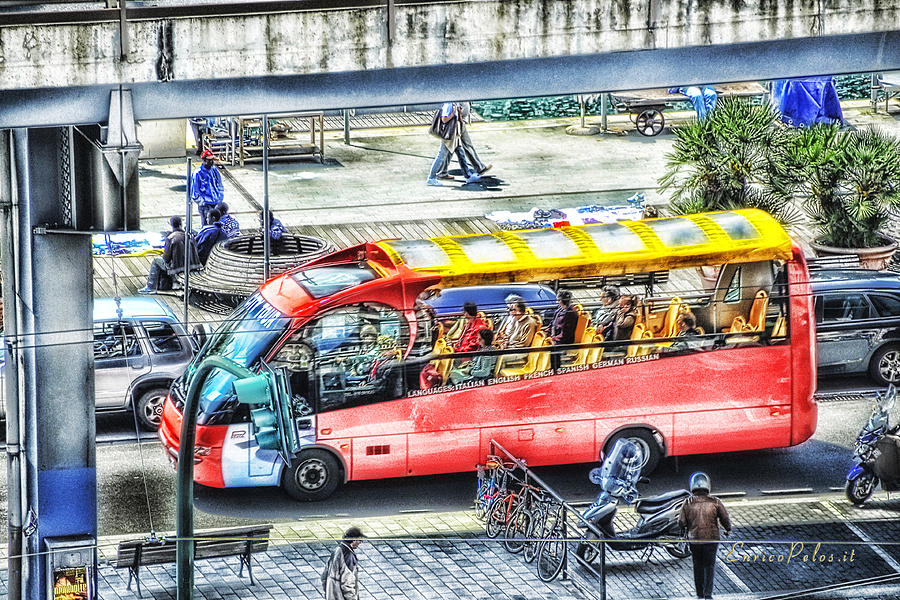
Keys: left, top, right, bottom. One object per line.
{"left": 489, "top": 439, "right": 608, "bottom": 600}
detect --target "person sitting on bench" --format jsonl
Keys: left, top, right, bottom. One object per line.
{"left": 139, "top": 216, "right": 199, "bottom": 294}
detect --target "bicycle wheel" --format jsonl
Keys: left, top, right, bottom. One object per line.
{"left": 536, "top": 529, "right": 567, "bottom": 582}
{"left": 485, "top": 493, "right": 511, "bottom": 539}
{"left": 504, "top": 505, "right": 533, "bottom": 554}
{"left": 523, "top": 506, "right": 547, "bottom": 564}
{"left": 474, "top": 478, "right": 496, "bottom": 521}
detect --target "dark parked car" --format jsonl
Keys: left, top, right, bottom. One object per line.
{"left": 811, "top": 269, "right": 900, "bottom": 385}
{"left": 421, "top": 283, "right": 558, "bottom": 322}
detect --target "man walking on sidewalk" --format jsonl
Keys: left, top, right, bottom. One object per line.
{"left": 678, "top": 472, "right": 732, "bottom": 599}
{"left": 322, "top": 526, "right": 366, "bottom": 600}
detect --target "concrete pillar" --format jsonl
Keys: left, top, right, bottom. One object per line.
{"left": 12, "top": 128, "right": 96, "bottom": 600}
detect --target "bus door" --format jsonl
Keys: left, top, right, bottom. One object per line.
{"left": 271, "top": 303, "right": 410, "bottom": 480}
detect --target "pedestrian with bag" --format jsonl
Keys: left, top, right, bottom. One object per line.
{"left": 678, "top": 472, "right": 732, "bottom": 600}
{"left": 435, "top": 101, "right": 492, "bottom": 180}
{"left": 426, "top": 102, "right": 482, "bottom": 187}
{"left": 321, "top": 526, "right": 366, "bottom": 600}
{"left": 191, "top": 149, "right": 224, "bottom": 226}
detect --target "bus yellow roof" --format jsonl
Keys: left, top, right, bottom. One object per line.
{"left": 375, "top": 209, "right": 793, "bottom": 287}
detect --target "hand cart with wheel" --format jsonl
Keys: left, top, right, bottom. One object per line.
{"left": 612, "top": 82, "right": 768, "bottom": 136}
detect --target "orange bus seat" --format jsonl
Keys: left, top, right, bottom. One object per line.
{"left": 569, "top": 326, "right": 596, "bottom": 366}
{"left": 772, "top": 314, "right": 787, "bottom": 337}
{"left": 534, "top": 337, "right": 553, "bottom": 372}
{"left": 638, "top": 329, "right": 654, "bottom": 356}
{"left": 746, "top": 290, "right": 769, "bottom": 332}
{"left": 587, "top": 333, "right": 604, "bottom": 364}
{"left": 724, "top": 315, "right": 749, "bottom": 334}
{"left": 626, "top": 323, "right": 646, "bottom": 358}
{"left": 654, "top": 297, "right": 683, "bottom": 337}
{"left": 501, "top": 332, "right": 547, "bottom": 376}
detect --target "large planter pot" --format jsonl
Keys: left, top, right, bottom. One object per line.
{"left": 810, "top": 236, "right": 899, "bottom": 271}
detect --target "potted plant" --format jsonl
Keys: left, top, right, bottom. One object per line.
{"left": 777, "top": 124, "right": 900, "bottom": 270}
{"left": 658, "top": 98, "right": 800, "bottom": 288}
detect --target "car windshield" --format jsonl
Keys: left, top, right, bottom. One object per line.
{"left": 193, "top": 293, "right": 290, "bottom": 420}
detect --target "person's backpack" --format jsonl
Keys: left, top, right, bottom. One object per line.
{"left": 428, "top": 107, "right": 457, "bottom": 140}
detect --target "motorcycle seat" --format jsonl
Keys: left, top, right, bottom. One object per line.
{"left": 635, "top": 490, "right": 690, "bottom": 514}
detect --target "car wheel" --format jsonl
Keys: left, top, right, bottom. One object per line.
{"left": 135, "top": 387, "right": 169, "bottom": 431}
{"left": 603, "top": 428, "right": 662, "bottom": 475}
{"left": 869, "top": 344, "right": 900, "bottom": 386}
{"left": 282, "top": 449, "right": 342, "bottom": 501}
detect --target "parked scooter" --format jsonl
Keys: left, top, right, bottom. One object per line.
{"left": 846, "top": 384, "right": 900, "bottom": 506}
{"left": 576, "top": 438, "right": 691, "bottom": 563}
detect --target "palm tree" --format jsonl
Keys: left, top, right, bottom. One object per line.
{"left": 658, "top": 98, "right": 799, "bottom": 225}
{"left": 776, "top": 125, "right": 900, "bottom": 248}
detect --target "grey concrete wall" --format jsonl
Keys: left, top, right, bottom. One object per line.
{"left": 137, "top": 119, "right": 186, "bottom": 159}
{"left": 0, "top": 1, "right": 896, "bottom": 91}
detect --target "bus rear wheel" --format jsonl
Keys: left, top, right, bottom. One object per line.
{"left": 282, "top": 449, "right": 342, "bottom": 501}
{"left": 604, "top": 429, "right": 662, "bottom": 475}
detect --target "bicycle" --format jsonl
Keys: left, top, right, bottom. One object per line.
{"left": 485, "top": 476, "right": 525, "bottom": 539}
{"left": 536, "top": 501, "right": 569, "bottom": 582}
{"left": 523, "top": 495, "right": 563, "bottom": 564}
{"left": 474, "top": 456, "right": 513, "bottom": 521}
{"left": 503, "top": 483, "right": 545, "bottom": 553}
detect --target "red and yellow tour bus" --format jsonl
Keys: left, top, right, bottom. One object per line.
{"left": 159, "top": 209, "right": 817, "bottom": 500}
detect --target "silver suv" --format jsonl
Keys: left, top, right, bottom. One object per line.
{"left": 2, "top": 297, "right": 198, "bottom": 430}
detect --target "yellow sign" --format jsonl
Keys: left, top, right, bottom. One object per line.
{"left": 53, "top": 566, "right": 88, "bottom": 600}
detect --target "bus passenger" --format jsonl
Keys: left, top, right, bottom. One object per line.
{"left": 501, "top": 301, "right": 535, "bottom": 349}
{"left": 550, "top": 290, "right": 578, "bottom": 370}
{"left": 592, "top": 285, "right": 620, "bottom": 339}
{"left": 614, "top": 295, "right": 639, "bottom": 341}
{"left": 343, "top": 325, "right": 380, "bottom": 378}
{"left": 494, "top": 294, "right": 524, "bottom": 347}
{"left": 448, "top": 329, "right": 497, "bottom": 385}
{"left": 447, "top": 301, "right": 490, "bottom": 353}
{"left": 671, "top": 311, "right": 702, "bottom": 352}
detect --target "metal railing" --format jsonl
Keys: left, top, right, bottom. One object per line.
{"left": 488, "top": 438, "right": 608, "bottom": 600}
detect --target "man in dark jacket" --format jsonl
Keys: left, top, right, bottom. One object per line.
{"left": 139, "top": 216, "right": 199, "bottom": 293}
{"left": 195, "top": 208, "right": 228, "bottom": 265}
{"left": 678, "top": 472, "right": 732, "bottom": 599}
{"left": 550, "top": 289, "right": 578, "bottom": 370}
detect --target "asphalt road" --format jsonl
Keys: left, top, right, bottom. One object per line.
{"left": 0, "top": 377, "right": 884, "bottom": 540}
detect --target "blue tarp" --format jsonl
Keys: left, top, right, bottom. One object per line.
{"left": 772, "top": 77, "right": 843, "bottom": 127}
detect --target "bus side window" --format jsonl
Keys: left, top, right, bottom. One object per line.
{"left": 723, "top": 267, "right": 742, "bottom": 304}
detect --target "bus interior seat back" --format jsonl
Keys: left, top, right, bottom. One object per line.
{"left": 746, "top": 290, "right": 769, "bottom": 331}
{"left": 772, "top": 314, "right": 787, "bottom": 338}
{"left": 627, "top": 323, "right": 646, "bottom": 358}
{"left": 724, "top": 315, "right": 749, "bottom": 334}
{"left": 656, "top": 297, "right": 684, "bottom": 337}
{"left": 588, "top": 332, "right": 604, "bottom": 364}
{"left": 570, "top": 326, "right": 596, "bottom": 366}
{"left": 500, "top": 331, "right": 547, "bottom": 377}
{"left": 535, "top": 337, "right": 553, "bottom": 372}
{"left": 639, "top": 329, "right": 654, "bottom": 356}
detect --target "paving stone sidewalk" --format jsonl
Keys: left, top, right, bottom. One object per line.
{"left": 79, "top": 495, "right": 900, "bottom": 599}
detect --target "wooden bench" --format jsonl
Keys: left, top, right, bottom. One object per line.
{"left": 114, "top": 524, "right": 272, "bottom": 597}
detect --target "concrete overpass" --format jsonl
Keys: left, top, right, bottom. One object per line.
{"left": 0, "top": 0, "right": 899, "bottom": 126}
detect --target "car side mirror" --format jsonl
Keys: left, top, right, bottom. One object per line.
{"left": 191, "top": 324, "right": 208, "bottom": 350}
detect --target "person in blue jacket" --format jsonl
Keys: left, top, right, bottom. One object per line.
{"left": 195, "top": 209, "right": 228, "bottom": 265}
{"left": 191, "top": 149, "right": 224, "bottom": 226}
{"left": 669, "top": 86, "right": 718, "bottom": 120}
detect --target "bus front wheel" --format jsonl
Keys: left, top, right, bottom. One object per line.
{"left": 282, "top": 449, "right": 342, "bottom": 501}
{"left": 604, "top": 429, "right": 662, "bottom": 475}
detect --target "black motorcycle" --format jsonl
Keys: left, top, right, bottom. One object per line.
{"left": 846, "top": 384, "right": 900, "bottom": 506}
{"left": 576, "top": 438, "right": 691, "bottom": 563}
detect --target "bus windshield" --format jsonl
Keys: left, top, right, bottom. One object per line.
{"left": 194, "top": 293, "right": 290, "bottom": 421}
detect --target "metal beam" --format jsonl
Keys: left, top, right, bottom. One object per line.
{"left": 0, "top": 30, "right": 898, "bottom": 129}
